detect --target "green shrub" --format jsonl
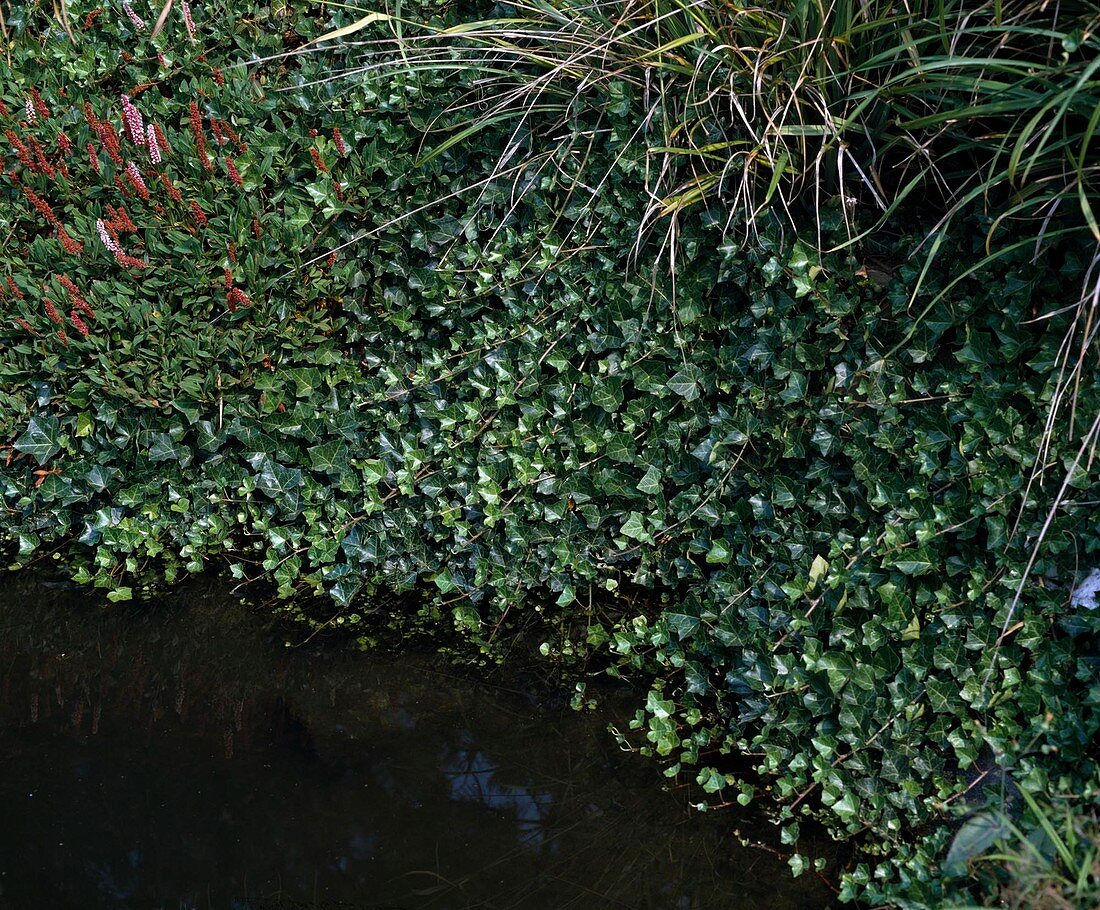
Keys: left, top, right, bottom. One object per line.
{"left": 0, "top": 3, "right": 1097, "bottom": 907}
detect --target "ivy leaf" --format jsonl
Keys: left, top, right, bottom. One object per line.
{"left": 707, "top": 538, "right": 731, "bottom": 564}
{"left": 668, "top": 365, "right": 702, "bottom": 400}
{"left": 637, "top": 465, "right": 662, "bottom": 495}
{"left": 809, "top": 554, "right": 829, "bottom": 586}
{"left": 817, "top": 652, "right": 855, "bottom": 695}
{"left": 148, "top": 432, "right": 189, "bottom": 465}
{"left": 831, "top": 790, "right": 860, "bottom": 823}
{"left": 605, "top": 432, "right": 636, "bottom": 463}
{"left": 621, "top": 511, "right": 648, "bottom": 541}
{"left": 330, "top": 577, "right": 362, "bottom": 607}
{"left": 14, "top": 415, "right": 61, "bottom": 465}
{"left": 591, "top": 377, "right": 624, "bottom": 411}
{"left": 665, "top": 611, "right": 700, "bottom": 639}
{"left": 696, "top": 767, "right": 727, "bottom": 794}
{"left": 944, "top": 812, "right": 1011, "bottom": 877}
{"left": 309, "top": 440, "right": 349, "bottom": 475}
{"left": 75, "top": 413, "right": 94, "bottom": 438}
{"left": 255, "top": 457, "right": 304, "bottom": 514}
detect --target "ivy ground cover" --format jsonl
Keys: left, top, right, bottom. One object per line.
{"left": 0, "top": 1, "right": 1098, "bottom": 905}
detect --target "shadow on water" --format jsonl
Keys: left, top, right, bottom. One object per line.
{"left": 0, "top": 571, "right": 834, "bottom": 910}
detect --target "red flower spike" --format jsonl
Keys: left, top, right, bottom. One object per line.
{"left": 23, "top": 186, "right": 59, "bottom": 225}
{"left": 99, "top": 123, "right": 123, "bottom": 166}
{"left": 107, "top": 204, "right": 137, "bottom": 233}
{"left": 124, "top": 162, "right": 150, "bottom": 199}
{"left": 57, "top": 275, "right": 94, "bottom": 320}
{"left": 83, "top": 101, "right": 100, "bottom": 130}
{"left": 69, "top": 310, "right": 91, "bottom": 337}
{"left": 152, "top": 122, "right": 171, "bottom": 156}
{"left": 57, "top": 226, "right": 84, "bottom": 254}
{"left": 188, "top": 101, "right": 212, "bottom": 171}
{"left": 27, "top": 135, "right": 57, "bottom": 179}
{"left": 43, "top": 298, "right": 63, "bottom": 325}
{"left": 114, "top": 253, "right": 147, "bottom": 270}
{"left": 4, "top": 129, "right": 36, "bottom": 171}
{"left": 217, "top": 120, "right": 240, "bottom": 146}
{"left": 29, "top": 88, "right": 50, "bottom": 120}
{"left": 227, "top": 287, "right": 252, "bottom": 309}
{"left": 159, "top": 172, "right": 183, "bottom": 203}
{"left": 225, "top": 156, "right": 242, "bottom": 187}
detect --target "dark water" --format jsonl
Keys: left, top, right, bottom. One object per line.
{"left": 0, "top": 572, "right": 833, "bottom": 910}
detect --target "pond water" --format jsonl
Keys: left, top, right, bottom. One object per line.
{"left": 0, "top": 571, "right": 834, "bottom": 910}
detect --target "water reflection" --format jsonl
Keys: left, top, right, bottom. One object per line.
{"left": 441, "top": 738, "right": 554, "bottom": 846}
{"left": 0, "top": 572, "right": 833, "bottom": 910}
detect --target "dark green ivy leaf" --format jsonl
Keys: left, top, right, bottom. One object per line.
{"left": 14, "top": 415, "right": 61, "bottom": 465}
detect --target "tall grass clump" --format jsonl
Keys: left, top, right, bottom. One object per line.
{"left": 318, "top": 0, "right": 1100, "bottom": 382}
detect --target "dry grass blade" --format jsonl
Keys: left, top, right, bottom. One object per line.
{"left": 151, "top": 0, "right": 174, "bottom": 39}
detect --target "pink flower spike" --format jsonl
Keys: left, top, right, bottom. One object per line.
{"left": 146, "top": 124, "right": 161, "bottom": 163}
{"left": 96, "top": 218, "right": 122, "bottom": 254}
{"left": 125, "top": 161, "right": 150, "bottom": 198}
{"left": 180, "top": 0, "right": 196, "bottom": 38}
{"left": 121, "top": 95, "right": 145, "bottom": 145}
{"left": 122, "top": 0, "right": 147, "bottom": 29}
{"left": 24, "top": 97, "right": 35, "bottom": 123}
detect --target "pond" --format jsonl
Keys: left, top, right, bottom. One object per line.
{"left": 0, "top": 571, "right": 835, "bottom": 910}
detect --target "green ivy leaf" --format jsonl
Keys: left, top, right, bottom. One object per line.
{"left": 943, "top": 812, "right": 1011, "bottom": 877}
{"left": 667, "top": 365, "right": 702, "bottom": 400}
{"left": 255, "top": 457, "right": 304, "bottom": 514}
{"left": 14, "top": 415, "right": 61, "bottom": 465}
